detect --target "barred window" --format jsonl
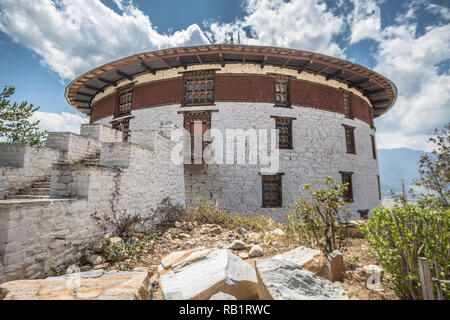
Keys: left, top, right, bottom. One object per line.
{"left": 183, "top": 112, "right": 212, "bottom": 164}
{"left": 340, "top": 171, "right": 354, "bottom": 203}
{"left": 184, "top": 73, "right": 215, "bottom": 106}
{"left": 119, "top": 89, "right": 133, "bottom": 115}
{"left": 371, "top": 135, "right": 377, "bottom": 159}
{"left": 262, "top": 175, "right": 283, "bottom": 208}
{"left": 343, "top": 93, "right": 353, "bottom": 118}
{"left": 275, "top": 80, "right": 289, "bottom": 107}
{"left": 274, "top": 117, "right": 293, "bottom": 149}
{"left": 343, "top": 125, "right": 356, "bottom": 154}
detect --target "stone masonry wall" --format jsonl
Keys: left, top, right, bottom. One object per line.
{"left": 0, "top": 145, "right": 61, "bottom": 199}
{"left": 46, "top": 132, "right": 102, "bottom": 164}
{"left": 108, "top": 102, "right": 380, "bottom": 220}
{"left": 80, "top": 124, "right": 123, "bottom": 143}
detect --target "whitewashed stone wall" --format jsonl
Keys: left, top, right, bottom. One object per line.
{"left": 80, "top": 123, "right": 123, "bottom": 143}
{"left": 46, "top": 132, "right": 102, "bottom": 164}
{"left": 0, "top": 145, "right": 61, "bottom": 199}
{"left": 101, "top": 102, "right": 380, "bottom": 220}
{"left": 0, "top": 198, "right": 98, "bottom": 284}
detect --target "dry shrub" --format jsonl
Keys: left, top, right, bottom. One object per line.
{"left": 186, "top": 198, "right": 280, "bottom": 233}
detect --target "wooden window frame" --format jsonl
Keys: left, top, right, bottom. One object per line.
{"left": 182, "top": 111, "right": 213, "bottom": 164}
{"left": 343, "top": 92, "right": 354, "bottom": 119}
{"left": 274, "top": 80, "right": 290, "bottom": 107}
{"left": 273, "top": 116, "right": 294, "bottom": 150}
{"left": 182, "top": 71, "right": 215, "bottom": 107}
{"left": 261, "top": 174, "right": 283, "bottom": 208}
{"left": 371, "top": 135, "right": 377, "bottom": 159}
{"left": 340, "top": 171, "right": 354, "bottom": 203}
{"left": 118, "top": 88, "right": 133, "bottom": 116}
{"left": 343, "top": 125, "right": 356, "bottom": 154}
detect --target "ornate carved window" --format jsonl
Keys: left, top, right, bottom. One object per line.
{"left": 112, "top": 118, "right": 130, "bottom": 142}
{"left": 340, "top": 171, "right": 354, "bottom": 203}
{"left": 343, "top": 125, "right": 356, "bottom": 154}
{"left": 274, "top": 80, "right": 289, "bottom": 107}
{"left": 183, "top": 71, "right": 215, "bottom": 106}
{"left": 119, "top": 88, "right": 133, "bottom": 115}
{"left": 371, "top": 135, "right": 377, "bottom": 159}
{"left": 343, "top": 92, "right": 353, "bottom": 119}
{"left": 262, "top": 174, "right": 283, "bottom": 208}
{"left": 273, "top": 116, "right": 293, "bottom": 149}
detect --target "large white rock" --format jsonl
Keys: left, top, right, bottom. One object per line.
{"left": 273, "top": 246, "right": 327, "bottom": 278}
{"left": 159, "top": 249, "right": 258, "bottom": 300}
{"left": 0, "top": 270, "right": 152, "bottom": 300}
{"left": 255, "top": 259, "right": 348, "bottom": 300}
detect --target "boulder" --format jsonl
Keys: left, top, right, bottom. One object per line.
{"left": 239, "top": 252, "right": 249, "bottom": 260}
{"left": 159, "top": 249, "right": 258, "bottom": 300}
{"left": 361, "top": 265, "right": 384, "bottom": 277}
{"left": 210, "top": 292, "right": 237, "bottom": 300}
{"left": 109, "top": 237, "right": 124, "bottom": 245}
{"left": 327, "top": 250, "right": 344, "bottom": 282}
{"left": 86, "top": 254, "right": 105, "bottom": 266}
{"left": 160, "top": 247, "right": 211, "bottom": 270}
{"left": 229, "top": 240, "right": 247, "bottom": 250}
{"left": 92, "top": 240, "right": 104, "bottom": 253}
{"left": 249, "top": 245, "right": 264, "bottom": 258}
{"left": 210, "top": 226, "right": 222, "bottom": 235}
{"left": 237, "top": 227, "right": 249, "bottom": 238}
{"left": 0, "top": 270, "right": 152, "bottom": 300}
{"left": 255, "top": 259, "right": 348, "bottom": 300}
{"left": 273, "top": 246, "right": 327, "bottom": 278}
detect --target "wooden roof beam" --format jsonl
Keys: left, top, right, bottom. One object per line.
{"left": 242, "top": 54, "right": 247, "bottom": 65}
{"left": 316, "top": 65, "right": 329, "bottom": 76}
{"left": 98, "top": 77, "right": 117, "bottom": 87}
{"left": 282, "top": 57, "right": 292, "bottom": 68}
{"left": 325, "top": 70, "right": 342, "bottom": 81}
{"left": 84, "top": 85, "right": 104, "bottom": 93}
{"left": 74, "top": 99, "right": 92, "bottom": 104}
{"left": 196, "top": 55, "right": 203, "bottom": 64}
{"left": 261, "top": 56, "right": 268, "bottom": 69}
{"left": 348, "top": 78, "right": 369, "bottom": 88}
{"left": 219, "top": 52, "right": 225, "bottom": 67}
{"left": 298, "top": 60, "right": 310, "bottom": 74}
{"left": 177, "top": 56, "right": 187, "bottom": 70}
{"left": 116, "top": 70, "right": 134, "bottom": 81}
{"left": 366, "top": 88, "right": 385, "bottom": 95}
{"left": 76, "top": 92, "right": 95, "bottom": 98}
{"left": 141, "top": 62, "right": 156, "bottom": 75}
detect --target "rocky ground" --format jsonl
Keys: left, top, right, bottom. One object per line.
{"left": 79, "top": 220, "right": 398, "bottom": 300}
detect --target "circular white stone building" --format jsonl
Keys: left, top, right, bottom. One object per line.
{"left": 65, "top": 44, "right": 397, "bottom": 219}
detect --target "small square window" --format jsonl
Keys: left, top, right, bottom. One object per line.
{"left": 112, "top": 118, "right": 131, "bottom": 142}
{"left": 262, "top": 174, "right": 283, "bottom": 208}
{"left": 274, "top": 80, "right": 289, "bottom": 107}
{"left": 274, "top": 117, "right": 293, "bottom": 149}
{"left": 343, "top": 125, "right": 356, "bottom": 154}
{"left": 340, "top": 171, "right": 354, "bottom": 202}
{"left": 119, "top": 89, "right": 133, "bottom": 115}
{"left": 343, "top": 93, "right": 353, "bottom": 118}
{"left": 183, "top": 72, "right": 215, "bottom": 106}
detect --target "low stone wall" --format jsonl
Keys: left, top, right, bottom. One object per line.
{"left": 0, "top": 145, "right": 61, "bottom": 199}
{"left": 46, "top": 132, "right": 102, "bottom": 164}
{"left": 0, "top": 198, "right": 99, "bottom": 284}
{"left": 80, "top": 124, "right": 123, "bottom": 143}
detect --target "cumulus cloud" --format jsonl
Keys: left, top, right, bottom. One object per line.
{"left": 31, "top": 111, "right": 88, "bottom": 134}
{"left": 208, "top": 0, "right": 346, "bottom": 57}
{"left": 348, "top": 0, "right": 383, "bottom": 43}
{"left": 0, "top": 0, "right": 210, "bottom": 80}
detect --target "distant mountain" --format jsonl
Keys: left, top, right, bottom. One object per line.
{"left": 378, "top": 148, "right": 431, "bottom": 197}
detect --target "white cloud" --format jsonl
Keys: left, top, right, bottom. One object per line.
{"left": 0, "top": 0, "right": 210, "bottom": 80}
{"left": 208, "top": 0, "right": 346, "bottom": 57}
{"left": 426, "top": 3, "right": 450, "bottom": 21}
{"left": 32, "top": 111, "right": 88, "bottom": 134}
{"left": 348, "top": 0, "right": 383, "bottom": 44}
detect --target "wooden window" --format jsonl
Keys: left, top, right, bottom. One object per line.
{"left": 340, "top": 171, "right": 354, "bottom": 203}
{"left": 343, "top": 125, "right": 356, "bottom": 154}
{"left": 371, "top": 135, "right": 377, "bottom": 159}
{"left": 183, "top": 112, "right": 212, "bottom": 163}
{"left": 274, "top": 80, "right": 289, "bottom": 107}
{"left": 377, "top": 175, "right": 381, "bottom": 200}
{"left": 262, "top": 174, "right": 283, "bottom": 208}
{"left": 112, "top": 118, "right": 130, "bottom": 142}
{"left": 274, "top": 117, "right": 293, "bottom": 149}
{"left": 119, "top": 89, "right": 133, "bottom": 115}
{"left": 343, "top": 93, "right": 353, "bottom": 118}
{"left": 183, "top": 72, "right": 215, "bottom": 106}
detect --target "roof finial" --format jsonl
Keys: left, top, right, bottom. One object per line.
{"left": 230, "top": 34, "right": 234, "bottom": 45}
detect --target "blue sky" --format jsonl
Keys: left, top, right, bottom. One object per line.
{"left": 0, "top": 0, "right": 449, "bottom": 149}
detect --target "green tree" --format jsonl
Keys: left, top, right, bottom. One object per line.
{"left": 415, "top": 123, "right": 449, "bottom": 209}
{"left": 0, "top": 86, "right": 47, "bottom": 146}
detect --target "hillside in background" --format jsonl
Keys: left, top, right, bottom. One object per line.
{"left": 378, "top": 148, "right": 430, "bottom": 198}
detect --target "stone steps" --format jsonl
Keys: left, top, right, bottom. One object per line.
{"left": 31, "top": 181, "right": 51, "bottom": 188}
{"left": 7, "top": 195, "right": 50, "bottom": 200}
{"left": 19, "top": 188, "right": 51, "bottom": 196}
{"left": 7, "top": 177, "right": 51, "bottom": 200}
